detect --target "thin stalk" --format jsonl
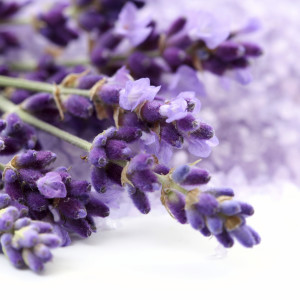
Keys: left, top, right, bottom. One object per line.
{"left": 0, "top": 96, "right": 92, "bottom": 152}
{"left": 0, "top": 162, "right": 5, "bottom": 171}
{"left": 0, "top": 76, "right": 90, "bottom": 97}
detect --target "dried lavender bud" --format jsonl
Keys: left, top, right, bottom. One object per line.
{"left": 63, "top": 95, "right": 93, "bottom": 119}
{"left": 127, "top": 185, "right": 150, "bottom": 214}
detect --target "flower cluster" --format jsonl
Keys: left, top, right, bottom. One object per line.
{"left": 0, "top": 0, "right": 264, "bottom": 273}
{"left": 3, "top": 150, "right": 109, "bottom": 245}
{"left": 0, "top": 193, "right": 61, "bottom": 272}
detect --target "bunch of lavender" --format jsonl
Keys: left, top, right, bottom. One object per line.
{"left": 0, "top": 193, "right": 61, "bottom": 272}
{"left": 0, "top": 0, "right": 263, "bottom": 273}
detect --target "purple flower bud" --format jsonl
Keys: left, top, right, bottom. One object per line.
{"left": 91, "top": 166, "right": 109, "bottom": 193}
{"left": 14, "top": 218, "right": 31, "bottom": 230}
{"left": 98, "top": 84, "right": 120, "bottom": 105}
{"left": 219, "top": 200, "right": 242, "bottom": 216}
{"left": 153, "top": 164, "right": 170, "bottom": 175}
{"left": 105, "top": 139, "right": 132, "bottom": 160}
{"left": 186, "top": 207, "right": 205, "bottom": 230}
{"left": 31, "top": 221, "right": 53, "bottom": 233}
{"left": 0, "top": 119, "right": 7, "bottom": 132}
{"left": 140, "top": 100, "right": 162, "bottom": 123}
{"left": 127, "top": 153, "right": 154, "bottom": 174}
{"left": 86, "top": 194, "right": 110, "bottom": 217}
{"left": 13, "top": 150, "right": 56, "bottom": 169}
{"left": 67, "top": 180, "right": 91, "bottom": 200}
{"left": 190, "top": 123, "right": 214, "bottom": 140}
{"left": 163, "top": 47, "right": 189, "bottom": 70}
{"left": 165, "top": 191, "right": 187, "bottom": 224}
{"left": 131, "top": 169, "right": 159, "bottom": 192}
{"left": 21, "top": 93, "right": 54, "bottom": 112}
{"left": 241, "top": 42, "right": 263, "bottom": 57}
{"left": 19, "top": 168, "right": 43, "bottom": 188}
{"left": 33, "top": 244, "right": 52, "bottom": 262}
{"left": 1, "top": 233, "right": 25, "bottom": 268}
{"left": 114, "top": 127, "right": 142, "bottom": 143}
{"left": 176, "top": 114, "right": 199, "bottom": 132}
{"left": 89, "top": 145, "right": 108, "bottom": 168}
{"left": 37, "top": 172, "right": 67, "bottom": 199}
{"left": 215, "top": 231, "right": 234, "bottom": 248}
{"left": 64, "top": 218, "right": 92, "bottom": 238}
{"left": 196, "top": 193, "right": 219, "bottom": 216}
{"left": 206, "top": 216, "right": 223, "bottom": 235}
{"left": 180, "top": 168, "right": 211, "bottom": 186}
{"left": 202, "top": 57, "right": 227, "bottom": 76}
{"left": 105, "top": 163, "right": 122, "bottom": 186}
{"left": 160, "top": 123, "right": 183, "bottom": 148}
{"left": 171, "top": 165, "right": 190, "bottom": 183}
{"left": 0, "top": 193, "right": 11, "bottom": 209}
{"left": 239, "top": 202, "right": 254, "bottom": 216}
{"left": 4, "top": 113, "right": 22, "bottom": 135}
{"left": 26, "top": 192, "right": 48, "bottom": 212}
{"left": 22, "top": 248, "right": 44, "bottom": 272}
{"left": 12, "top": 225, "right": 39, "bottom": 249}
{"left": 77, "top": 74, "right": 103, "bottom": 89}
{"left": 166, "top": 17, "right": 187, "bottom": 37}
{"left": 54, "top": 167, "right": 71, "bottom": 184}
{"left": 127, "top": 185, "right": 150, "bottom": 214}
{"left": 230, "top": 225, "right": 258, "bottom": 248}
{"left": 215, "top": 41, "right": 245, "bottom": 62}
{"left": 38, "top": 233, "right": 62, "bottom": 248}
{"left": 92, "top": 127, "right": 116, "bottom": 148}
{"left": 206, "top": 188, "right": 234, "bottom": 198}
{"left": 63, "top": 95, "right": 93, "bottom": 119}
{"left": 58, "top": 198, "right": 87, "bottom": 219}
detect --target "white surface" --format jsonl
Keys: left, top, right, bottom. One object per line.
{"left": 0, "top": 183, "right": 299, "bottom": 300}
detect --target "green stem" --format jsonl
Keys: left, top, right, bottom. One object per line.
{"left": 0, "top": 76, "right": 90, "bottom": 97}
{"left": 0, "top": 96, "right": 92, "bottom": 152}
{"left": 0, "top": 162, "right": 6, "bottom": 172}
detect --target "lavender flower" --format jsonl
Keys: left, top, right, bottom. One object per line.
{"left": 0, "top": 193, "right": 61, "bottom": 272}
{"left": 119, "top": 78, "right": 160, "bottom": 111}
{"left": 115, "top": 2, "right": 151, "bottom": 46}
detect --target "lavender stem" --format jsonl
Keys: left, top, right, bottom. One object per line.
{"left": 0, "top": 96, "right": 92, "bottom": 152}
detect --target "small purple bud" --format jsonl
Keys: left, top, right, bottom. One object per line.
{"left": 38, "top": 233, "right": 61, "bottom": 248}
{"left": 241, "top": 42, "right": 263, "bottom": 57}
{"left": 21, "top": 93, "right": 54, "bottom": 112}
{"left": 127, "top": 153, "right": 154, "bottom": 174}
{"left": 92, "top": 127, "right": 116, "bottom": 148}
{"left": 19, "top": 168, "right": 43, "bottom": 188}
{"left": 78, "top": 10, "right": 107, "bottom": 31}
{"left": 165, "top": 191, "right": 187, "bottom": 224}
{"left": 26, "top": 192, "right": 48, "bottom": 211}
{"left": 186, "top": 208, "right": 205, "bottom": 230}
{"left": 239, "top": 202, "right": 254, "bottom": 216}
{"left": 127, "top": 185, "right": 150, "bottom": 214}
{"left": 31, "top": 221, "right": 53, "bottom": 233}
{"left": 114, "top": 127, "right": 142, "bottom": 143}
{"left": 22, "top": 248, "right": 44, "bottom": 272}
{"left": 131, "top": 169, "right": 159, "bottom": 192}
{"left": 166, "top": 17, "right": 187, "bottom": 37}
{"left": 105, "top": 163, "right": 122, "bottom": 186}
{"left": 37, "top": 172, "right": 67, "bottom": 199}
{"left": 105, "top": 139, "right": 133, "bottom": 160}
{"left": 1, "top": 233, "right": 25, "bottom": 269}
{"left": 190, "top": 123, "right": 214, "bottom": 140}
{"left": 140, "top": 100, "right": 162, "bottom": 123}
{"left": 206, "top": 188, "right": 234, "bottom": 198}
{"left": 219, "top": 200, "right": 242, "bottom": 216}
{"left": 0, "top": 119, "right": 7, "bottom": 132}
{"left": 98, "top": 85, "right": 120, "bottom": 105}
{"left": 215, "top": 231, "right": 234, "bottom": 248}
{"left": 14, "top": 218, "right": 31, "bottom": 230}
{"left": 67, "top": 180, "right": 91, "bottom": 199}
{"left": 10, "top": 89, "right": 31, "bottom": 104}
{"left": 172, "top": 165, "right": 190, "bottom": 183}
{"left": 176, "top": 114, "right": 199, "bottom": 132}
{"left": 63, "top": 95, "right": 93, "bottom": 119}
{"left": 196, "top": 193, "right": 219, "bottom": 216}
{"left": 33, "top": 244, "right": 52, "bottom": 262}
{"left": 206, "top": 216, "right": 223, "bottom": 235}
{"left": 58, "top": 198, "right": 87, "bottom": 219}
{"left": 160, "top": 123, "right": 183, "bottom": 148}
{"left": 89, "top": 146, "right": 108, "bottom": 168}
{"left": 153, "top": 164, "right": 170, "bottom": 175}
{"left": 64, "top": 218, "right": 92, "bottom": 238}
{"left": 0, "top": 193, "right": 11, "bottom": 209}
{"left": 163, "top": 47, "right": 189, "bottom": 70}
{"left": 77, "top": 74, "right": 103, "bottom": 89}
{"left": 91, "top": 166, "right": 109, "bottom": 193}
{"left": 86, "top": 194, "right": 110, "bottom": 217}
{"left": 180, "top": 168, "right": 211, "bottom": 186}
{"left": 231, "top": 225, "right": 257, "bottom": 248}
{"left": 215, "top": 41, "right": 245, "bottom": 62}
{"left": 12, "top": 225, "right": 39, "bottom": 249}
